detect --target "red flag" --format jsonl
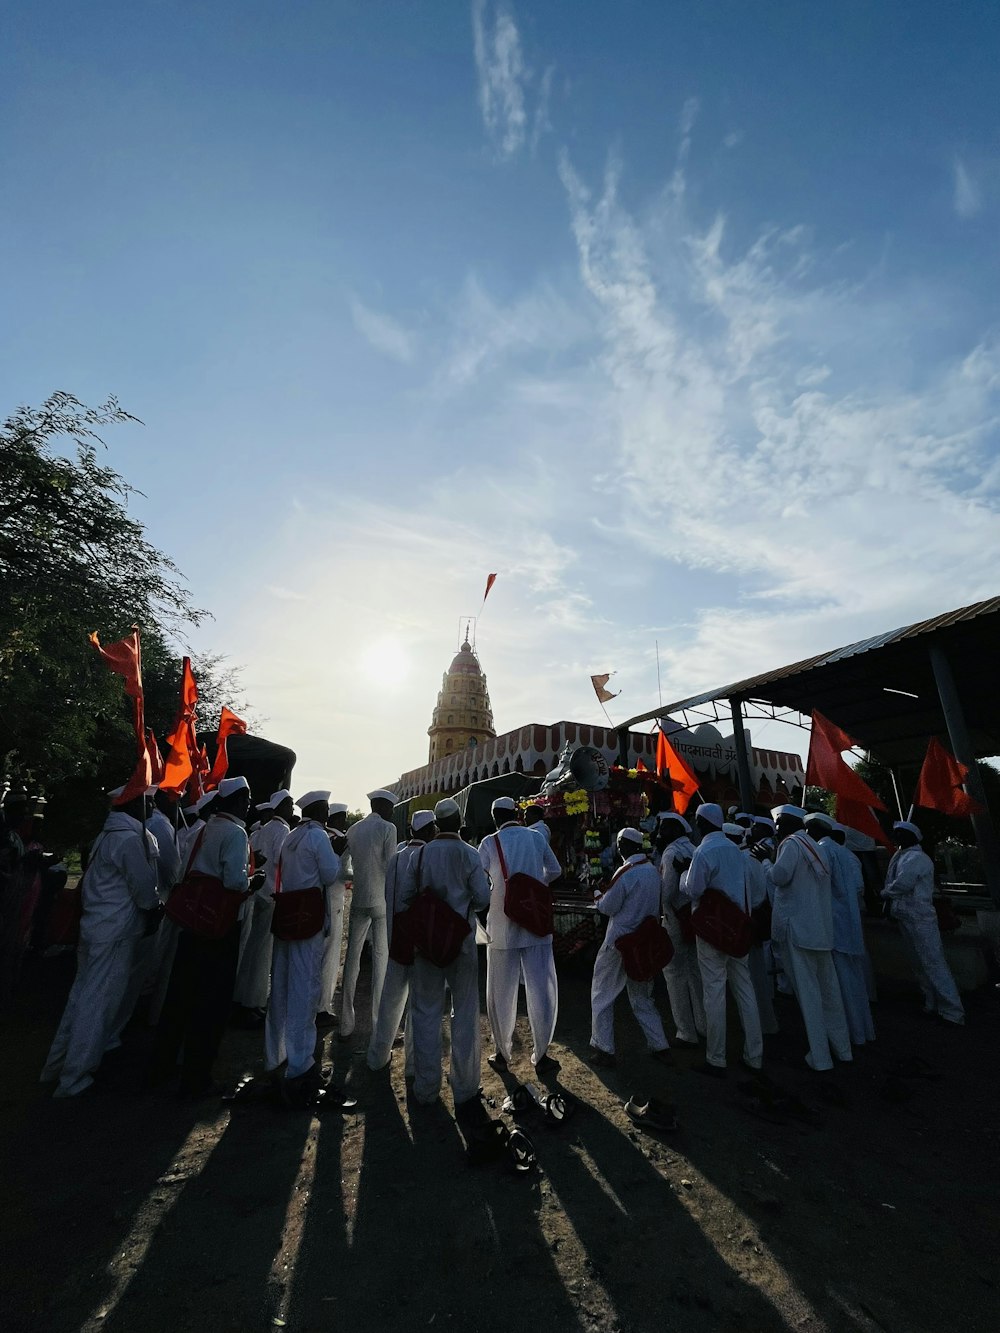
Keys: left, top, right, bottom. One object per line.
{"left": 635, "top": 758, "right": 649, "bottom": 773}
{"left": 147, "top": 731, "right": 166, "bottom": 785}
{"left": 836, "top": 796, "right": 893, "bottom": 850}
{"left": 90, "top": 628, "right": 151, "bottom": 803}
{"left": 805, "top": 711, "right": 887, "bottom": 810}
{"left": 913, "top": 737, "right": 984, "bottom": 819}
{"left": 483, "top": 573, "right": 497, "bottom": 604}
{"left": 160, "top": 658, "right": 200, "bottom": 796}
{"left": 655, "top": 729, "right": 700, "bottom": 814}
{"left": 206, "top": 707, "right": 248, "bottom": 789}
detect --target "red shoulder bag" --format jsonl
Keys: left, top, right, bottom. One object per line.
{"left": 495, "top": 834, "right": 554, "bottom": 937}
{"left": 691, "top": 868, "right": 752, "bottom": 959}
{"left": 394, "top": 848, "right": 472, "bottom": 968}
{"left": 165, "top": 827, "right": 247, "bottom": 939}
{"left": 270, "top": 849, "right": 325, "bottom": 942}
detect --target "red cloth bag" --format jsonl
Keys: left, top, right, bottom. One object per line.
{"left": 615, "top": 914, "right": 675, "bottom": 981}
{"left": 691, "top": 886, "right": 752, "bottom": 958}
{"left": 494, "top": 835, "right": 553, "bottom": 936}
{"left": 392, "top": 848, "right": 471, "bottom": 967}
{"left": 269, "top": 854, "right": 325, "bottom": 942}
{"left": 165, "top": 828, "right": 247, "bottom": 939}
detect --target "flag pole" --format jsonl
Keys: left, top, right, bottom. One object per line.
{"left": 655, "top": 640, "right": 663, "bottom": 710}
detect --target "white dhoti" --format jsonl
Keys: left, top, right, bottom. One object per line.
{"left": 233, "top": 894, "right": 274, "bottom": 1010}
{"left": 783, "top": 942, "right": 852, "bottom": 1070}
{"left": 339, "top": 905, "right": 388, "bottom": 1037}
{"left": 832, "top": 951, "right": 875, "bottom": 1045}
{"left": 895, "top": 907, "right": 964, "bottom": 1024}
{"left": 410, "top": 935, "right": 481, "bottom": 1106}
{"left": 748, "top": 944, "right": 779, "bottom": 1035}
{"left": 662, "top": 910, "right": 706, "bottom": 1043}
{"left": 696, "top": 937, "right": 763, "bottom": 1070}
{"left": 318, "top": 884, "right": 346, "bottom": 1015}
{"left": 265, "top": 932, "right": 325, "bottom": 1079}
{"left": 486, "top": 941, "right": 558, "bottom": 1065}
{"left": 106, "top": 930, "right": 158, "bottom": 1049}
{"left": 590, "top": 944, "right": 668, "bottom": 1055}
{"left": 41, "top": 937, "right": 136, "bottom": 1097}
{"left": 146, "top": 917, "right": 180, "bottom": 1028}
{"left": 367, "top": 958, "right": 414, "bottom": 1076}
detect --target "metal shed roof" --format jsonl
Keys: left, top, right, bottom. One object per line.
{"left": 623, "top": 595, "right": 1000, "bottom": 767}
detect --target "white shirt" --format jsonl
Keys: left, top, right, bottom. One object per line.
{"left": 81, "top": 812, "right": 159, "bottom": 944}
{"left": 254, "top": 816, "right": 291, "bottom": 894}
{"left": 528, "top": 822, "right": 552, "bottom": 845}
{"left": 190, "top": 813, "right": 250, "bottom": 893}
{"left": 147, "top": 808, "right": 181, "bottom": 898}
{"left": 767, "top": 830, "right": 833, "bottom": 950}
{"left": 597, "top": 855, "right": 661, "bottom": 946}
{"left": 399, "top": 833, "right": 491, "bottom": 921}
{"left": 742, "top": 849, "right": 769, "bottom": 911}
{"left": 883, "top": 845, "right": 936, "bottom": 917}
{"left": 277, "top": 819, "right": 341, "bottom": 893}
{"left": 684, "top": 831, "right": 749, "bottom": 910}
{"left": 345, "top": 811, "right": 398, "bottom": 913}
{"left": 479, "top": 822, "right": 561, "bottom": 949}
{"left": 820, "top": 837, "right": 866, "bottom": 954}
{"left": 659, "top": 835, "right": 695, "bottom": 913}
{"left": 385, "top": 839, "right": 422, "bottom": 920}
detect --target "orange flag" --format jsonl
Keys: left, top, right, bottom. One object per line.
{"left": 913, "top": 737, "right": 984, "bottom": 819}
{"left": 483, "top": 573, "right": 497, "bottom": 604}
{"left": 805, "top": 711, "right": 887, "bottom": 810}
{"left": 90, "top": 628, "right": 151, "bottom": 803}
{"left": 206, "top": 707, "right": 248, "bottom": 789}
{"left": 160, "top": 658, "right": 200, "bottom": 796}
{"left": 655, "top": 729, "right": 700, "bottom": 814}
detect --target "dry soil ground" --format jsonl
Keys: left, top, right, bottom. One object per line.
{"left": 2, "top": 924, "right": 998, "bottom": 1333}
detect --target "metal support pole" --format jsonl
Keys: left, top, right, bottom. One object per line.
{"left": 929, "top": 645, "right": 1000, "bottom": 905}
{"left": 616, "top": 727, "right": 630, "bottom": 770}
{"left": 729, "top": 697, "right": 757, "bottom": 813}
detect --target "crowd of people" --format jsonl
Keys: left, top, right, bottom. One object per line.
{"left": 0, "top": 776, "right": 967, "bottom": 1148}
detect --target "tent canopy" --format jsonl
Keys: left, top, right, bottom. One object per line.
{"left": 623, "top": 595, "right": 1000, "bottom": 768}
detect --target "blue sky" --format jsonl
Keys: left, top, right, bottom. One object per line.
{"left": 3, "top": 1, "right": 999, "bottom": 803}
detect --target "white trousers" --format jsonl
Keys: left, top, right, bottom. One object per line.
{"left": 147, "top": 917, "right": 180, "bottom": 1027}
{"left": 783, "top": 942, "right": 852, "bottom": 1071}
{"left": 265, "top": 932, "right": 325, "bottom": 1079}
{"left": 367, "top": 958, "right": 414, "bottom": 1076}
{"left": 895, "top": 908, "right": 964, "bottom": 1024}
{"left": 107, "top": 930, "right": 158, "bottom": 1049}
{"left": 695, "top": 937, "right": 763, "bottom": 1070}
{"left": 42, "top": 937, "right": 136, "bottom": 1096}
{"left": 662, "top": 910, "right": 706, "bottom": 1042}
{"left": 832, "top": 951, "right": 875, "bottom": 1044}
{"left": 591, "top": 944, "right": 668, "bottom": 1055}
{"left": 317, "top": 885, "right": 346, "bottom": 1014}
{"left": 486, "top": 942, "right": 558, "bottom": 1065}
{"left": 339, "top": 905, "right": 388, "bottom": 1037}
{"left": 748, "top": 944, "right": 779, "bottom": 1035}
{"left": 233, "top": 895, "right": 274, "bottom": 1010}
{"left": 410, "top": 936, "right": 481, "bottom": 1105}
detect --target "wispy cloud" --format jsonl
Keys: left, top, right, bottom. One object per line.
{"left": 953, "top": 157, "right": 982, "bottom": 219}
{"left": 350, "top": 297, "right": 415, "bottom": 363}
{"left": 472, "top": 0, "right": 528, "bottom": 159}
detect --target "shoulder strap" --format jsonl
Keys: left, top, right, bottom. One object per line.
{"left": 183, "top": 826, "right": 208, "bottom": 881}
{"left": 416, "top": 845, "right": 426, "bottom": 891}
{"left": 493, "top": 832, "right": 509, "bottom": 884}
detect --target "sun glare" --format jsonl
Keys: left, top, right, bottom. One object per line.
{"left": 358, "top": 637, "right": 410, "bottom": 689}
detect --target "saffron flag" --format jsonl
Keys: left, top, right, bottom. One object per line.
{"left": 913, "top": 737, "right": 984, "bottom": 819}
{"left": 89, "top": 628, "right": 151, "bottom": 803}
{"left": 655, "top": 728, "right": 700, "bottom": 814}
{"left": 160, "top": 658, "right": 200, "bottom": 796}
{"left": 591, "top": 673, "right": 619, "bottom": 704}
{"left": 836, "top": 796, "right": 893, "bottom": 850}
{"left": 483, "top": 573, "right": 497, "bottom": 604}
{"left": 147, "top": 731, "right": 166, "bottom": 786}
{"left": 206, "top": 707, "right": 248, "bottom": 789}
{"left": 805, "top": 710, "right": 887, "bottom": 810}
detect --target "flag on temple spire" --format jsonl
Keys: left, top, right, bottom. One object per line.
{"left": 482, "top": 573, "right": 497, "bottom": 604}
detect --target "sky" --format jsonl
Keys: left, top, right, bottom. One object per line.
{"left": 3, "top": 1, "right": 1000, "bottom": 805}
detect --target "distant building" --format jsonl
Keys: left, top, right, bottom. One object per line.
{"left": 426, "top": 638, "right": 496, "bottom": 763}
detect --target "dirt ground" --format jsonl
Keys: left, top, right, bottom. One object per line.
{"left": 2, "top": 926, "right": 998, "bottom": 1333}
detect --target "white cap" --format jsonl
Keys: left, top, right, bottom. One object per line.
{"left": 893, "top": 820, "right": 922, "bottom": 841}
{"left": 723, "top": 823, "right": 744, "bottom": 836}
{"left": 217, "top": 776, "right": 250, "bottom": 799}
{"left": 695, "top": 802, "right": 724, "bottom": 829}
{"left": 192, "top": 791, "right": 217, "bottom": 813}
{"left": 328, "top": 802, "right": 348, "bottom": 816}
{"left": 411, "top": 810, "right": 437, "bottom": 831}
{"left": 617, "top": 826, "right": 644, "bottom": 846}
{"left": 368, "top": 789, "right": 398, "bottom": 805}
{"left": 752, "top": 815, "right": 776, "bottom": 831}
{"left": 733, "top": 812, "right": 752, "bottom": 825}
{"left": 254, "top": 801, "right": 272, "bottom": 811}
{"left": 656, "top": 811, "right": 691, "bottom": 833}
{"left": 771, "top": 804, "right": 806, "bottom": 821}
{"left": 804, "top": 811, "right": 835, "bottom": 831}
{"left": 491, "top": 796, "right": 517, "bottom": 812}
{"left": 297, "top": 790, "right": 331, "bottom": 810}
{"left": 435, "top": 797, "right": 461, "bottom": 818}
{"left": 269, "top": 788, "right": 293, "bottom": 808}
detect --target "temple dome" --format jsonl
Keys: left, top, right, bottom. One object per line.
{"left": 428, "top": 639, "right": 495, "bottom": 763}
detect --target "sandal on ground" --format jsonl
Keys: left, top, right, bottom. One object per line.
{"left": 623, "top": 1096, "right": 678, "bottom": 1133}
{"left": 506, "top": 1127, "right": 538, "bottom": 1172}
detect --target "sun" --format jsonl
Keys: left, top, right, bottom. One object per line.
{"left": 357, "top": 636, "right": 411, "bottom": 689}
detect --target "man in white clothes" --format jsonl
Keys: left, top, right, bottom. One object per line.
{"left": 480, "top": 795, "right": 562, "bottom": 1074}
{"left": 367, "top": 808, "right": 437, "bottom": 1074}
{"left": 768, "top": 805, "right": 852, "bottom": 1072}
{"left": 234, "top": 790, "right": 292, "bottom": 1021}
{"left": 805, "top": 813, "right": 875, "bottom": 1046}
{"left": 340, "top": 789, "right": 398, "bottom": 1040}
{"left": 41, "top": 785, "right": 160, "bottom": 1097}
{"left": 524, "top": 805, "right": 552, "bottom": 845}
{"left": 589, "top": 828, "right": 672, "bottom": 1067}
{"left": 396, "top": 800, "right": 491, "bottom": 1107}
{"left": 316, "top": 802, "right": 351, "bottom": 1027}
{"left": 265, "top": 791, "right": 343, "bottom": 1107}
{"left": 881, "top": 820, "right": 964, "bottom": 1026}
{"left": 737, "top": 821, "right": 779, "bottom": 1036}
{"left": 655, "top": 812, "right": 705, "bottom": 1047}
{"left": 683, "top": 802, "right": 763, "bottom": 1078}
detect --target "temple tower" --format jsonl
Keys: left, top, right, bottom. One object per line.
{"left": 427, "top": 637, "right": 495, "bottom": 763}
